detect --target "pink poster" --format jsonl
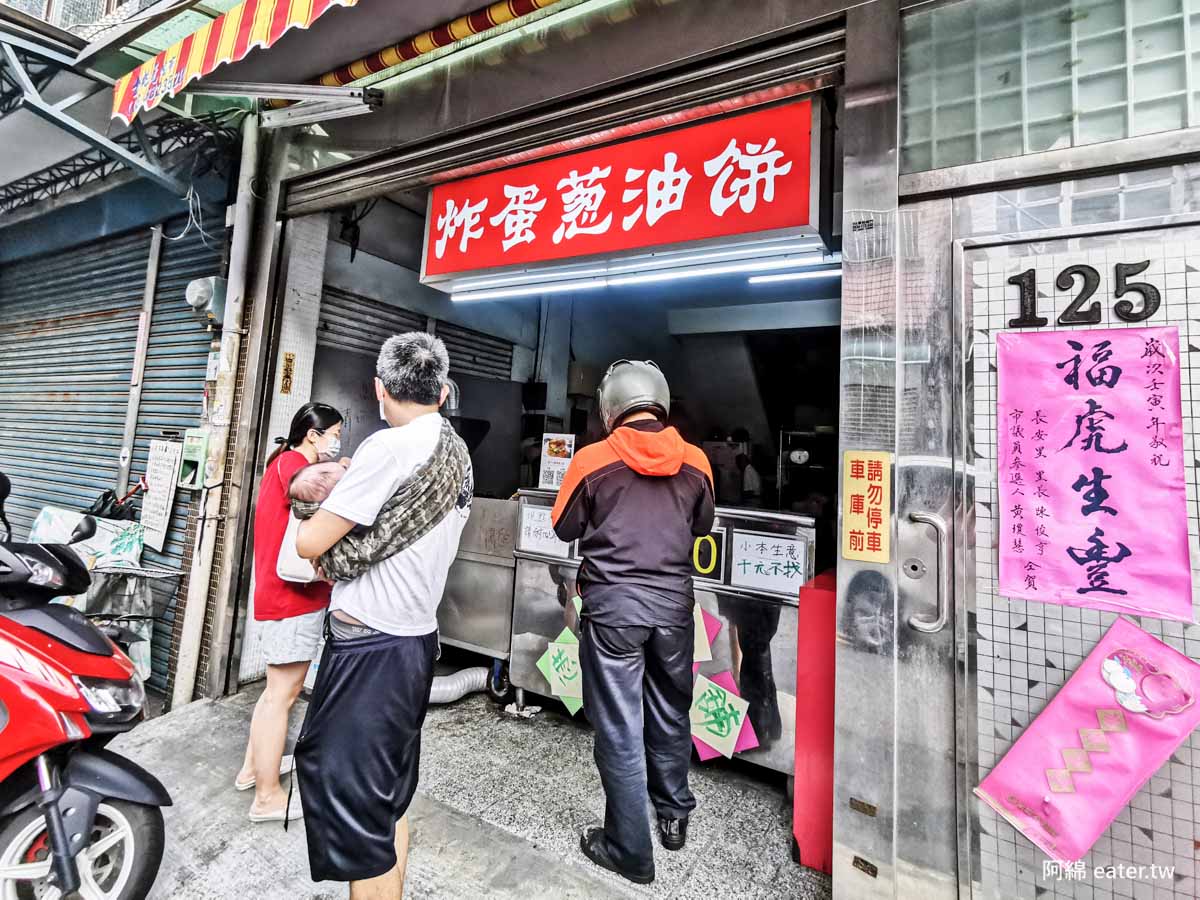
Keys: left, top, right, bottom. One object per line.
{"left": 976, "top": 617, "right": 1200, "bottom": 864}
{"left": 996, "top": 326, "right": 1192, "bottom": 621}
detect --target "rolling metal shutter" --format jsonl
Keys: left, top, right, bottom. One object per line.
{"left": 316, "top": 286, "right": 424, "bottom": 355}
{"left": 284, "top": 25, "right": 845, "bottom": 215}
{"left": 0, "top": 230, "right": 149, "bottom": 538}
{"left": 437, "top": 321, "right": 513, "bottom": 381}
{"left": 316, "top": 286, "right": 513, "bottom": 379}
{"left": 135, "top": 223, "right": 225, "bottom": 692}
{"left": 0, "top": 220, "right": 223, "bottom": 693}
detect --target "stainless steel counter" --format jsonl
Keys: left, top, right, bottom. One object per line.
{"left": 509, "top": 489, "right": 815, "bottom": 775}
{"left": 438, "top": 497, "right": 518, "bottom": 659}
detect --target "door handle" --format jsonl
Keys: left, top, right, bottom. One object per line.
{"left": 908, "top": 511, "right": 949, "bottom": 634}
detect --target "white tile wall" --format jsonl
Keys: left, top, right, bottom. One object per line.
{"left": 971, "top": 236, "right": 1200, "bottom": 899}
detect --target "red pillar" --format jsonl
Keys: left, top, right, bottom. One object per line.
{"left": 793, "top": 569, "right": 836, "bottom": 874}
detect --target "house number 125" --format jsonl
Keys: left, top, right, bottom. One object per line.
{"left": 1007, "top": 260, "right": 1161, "bottom": 328}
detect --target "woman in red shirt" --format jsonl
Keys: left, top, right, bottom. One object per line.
{"left": 236, "top": 402, "right": 343, "bottom": 822}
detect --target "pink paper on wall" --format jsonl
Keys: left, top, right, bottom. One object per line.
{"left": 692, "top": 670, "right": 760, "bottom": 761}
{"left": 976, "top": 617, "right": 1200, "bottom": 864}
{"left": 693, "top": 608, "right": 723, "bottom": 675}
{"left": 996, "top": 326, "right": 1193, "bottom": 621}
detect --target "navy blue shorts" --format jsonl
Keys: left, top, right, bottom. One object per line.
{"left": 294, "top": 623, "right": 438, "bottom": 882}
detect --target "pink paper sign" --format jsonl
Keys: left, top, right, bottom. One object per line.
{"left": 693, "top": 607, "right": 724, "bottom": 676}
{"left": 996, "top": 326, "right": 1192, "bottom": 621}
{"left": 976, "top": 617, "right": 1200, "bottom": 864}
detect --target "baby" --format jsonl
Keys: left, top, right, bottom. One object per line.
{"left": 288, "top": 461, "right": 347, "bottom": 505}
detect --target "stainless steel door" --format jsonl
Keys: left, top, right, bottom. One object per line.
{"left": 957, "top": 219, "right": 1200, "bottom": 900}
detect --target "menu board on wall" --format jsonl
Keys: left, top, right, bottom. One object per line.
{"left": 518, "top": 504, "right": 571, "bottom": 559}
{"left": 142, "top": 440, "right": 183, "bottom": 552}
{"left": 538, "top": 433, "right": 575, "bottom": 490}
{"left": 729, "top": 529, "right": 808, "bottom": 597}
{"left": 996, "top": 326, "right": 1191, "bottom": 620}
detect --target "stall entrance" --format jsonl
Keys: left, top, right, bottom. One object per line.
{"left": 313, "top": 180, "right": 843, "bottom": 780}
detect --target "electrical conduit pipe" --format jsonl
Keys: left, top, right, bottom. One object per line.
{"left": 171, "top": 115, "right": 258, "bottom": 708}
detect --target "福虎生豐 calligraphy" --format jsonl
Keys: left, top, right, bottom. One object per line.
{"left": 995, "top": 327, "right": 1192, "bottom": 622}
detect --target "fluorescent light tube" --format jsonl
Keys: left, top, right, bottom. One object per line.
{"left": 453, "top": 279, "right": 607, "bottom": 302}
{"left": 748, "top": 270, "right": 843, "bottom": 284}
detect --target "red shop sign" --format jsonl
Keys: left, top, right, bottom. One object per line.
{"left": 421, "top": 98, "right": 817, "bottom": 280}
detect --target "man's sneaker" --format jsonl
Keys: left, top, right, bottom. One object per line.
{"left": 579, "top": 827, "right": 655, "bottom": 884}
{"left": 658, "top": 816, "right": 688, "bottom": 851}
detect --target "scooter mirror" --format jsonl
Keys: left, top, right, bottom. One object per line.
{"left": 0, "top": 472, "right": 10, "bottom": 542}
{"left": 70, "top": 516, "right": 97, "bottom": 545}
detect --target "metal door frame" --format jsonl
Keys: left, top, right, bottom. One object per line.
{"left": 953, "top": 208, "right": 1200, "bottom": 899}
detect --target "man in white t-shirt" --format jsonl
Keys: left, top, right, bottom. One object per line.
{"left": 292, "top": 332, "right": 472, "bottom": 899}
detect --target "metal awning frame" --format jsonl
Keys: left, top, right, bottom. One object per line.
{"left": 0, "top": 34, "right": 188, "bottom": 198}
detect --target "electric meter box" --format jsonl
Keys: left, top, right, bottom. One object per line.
{"left": 178, "top": 428, "right": 209, "bottom": 490}
{"left": 185, "top": 276, "right": 227, "bottom": 327}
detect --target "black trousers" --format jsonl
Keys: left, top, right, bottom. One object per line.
{"left": 294, "top": 625, "right": 438, "bottom": 882}
{"left": 579, "top": 616, "right": 697, "bottom": 873}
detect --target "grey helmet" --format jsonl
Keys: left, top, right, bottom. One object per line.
{"left": 596, "top": 359, "right": 670, "bottom": 433}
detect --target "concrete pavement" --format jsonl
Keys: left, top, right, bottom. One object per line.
{"left": 112, "top": 686, "right": 832, "bottom": 899}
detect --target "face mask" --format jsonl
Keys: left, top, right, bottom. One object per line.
{"left": 379, "top": 399, "right": 388, "bottom": 422}
{"left": 319, "top": 436, "right": 341, "bottom": 461}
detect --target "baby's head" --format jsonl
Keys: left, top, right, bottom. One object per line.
{"left": 289, "top": 461, "right": 346, "bottom": 504}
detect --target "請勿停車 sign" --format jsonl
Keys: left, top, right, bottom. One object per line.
{"left": 421, "top": 99, "right": 817, "bottom": 279}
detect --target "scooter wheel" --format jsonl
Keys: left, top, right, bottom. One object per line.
{"left": 0, "top": 798, "right": 165, "bottom": 899}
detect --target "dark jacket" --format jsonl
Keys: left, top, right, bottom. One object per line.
{"left": 551, "top": 420, "right": 715, "bottom": 626}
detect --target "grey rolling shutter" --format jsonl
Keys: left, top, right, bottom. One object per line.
{"left": 0, "top": 230, "right": 149, "bottom": 538}
{"left": 0, "top": 220, "right": 224, "bottom": 693}
{"left": 437, "top": 321, "right": 513, "bottom": 381}
{"left": 317, "top": 286, "right": 425, "bottom": 355}
{"left": 132, "top": 222, "right": 225, "bottom": 691}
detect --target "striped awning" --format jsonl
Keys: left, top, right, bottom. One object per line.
{"left": 110, "top": 0, "right": 358, "bottom": 125}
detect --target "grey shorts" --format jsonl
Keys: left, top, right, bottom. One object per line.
{"left": 261, "top": 608, "right": 325, "bottom": 666}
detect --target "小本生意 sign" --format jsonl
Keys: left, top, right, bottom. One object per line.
{"left": 141, "top": 440, "right": 183, "bottom": 553}
{"left": 518, "top": 504, "right": 571, "bottom": 559}
{"left": 422, "top": 99, "right": 817, "bottom": 279}
{"left": 538, "top": 433, "right": 575, "bottom": 490}
{"left": 729, "top": 529, "right": 808, "bottom": 597}
{"left": 996, "top": 326, "right": 1191, "bottom": 621}
{"left": 842, "top": 451, "right": 892, "bottom": 563}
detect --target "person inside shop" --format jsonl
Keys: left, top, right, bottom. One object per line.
{"left": 736, "top": 453, "right": 763, "bottom": 507}
{"left": 552, "top": 359, "right": 715, "bottom": 885}
{"left": 291, "top": 332, "right": 473, "bottom": 900}
{"left": 237, "top": 402, "right": 344, "bottom": 823}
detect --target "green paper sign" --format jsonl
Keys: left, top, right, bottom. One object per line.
{"left": 689, "top": 674, "right": 749, "bottom": 758}
{"left": 536, "top": 627, "right": 584, "bottom": 715}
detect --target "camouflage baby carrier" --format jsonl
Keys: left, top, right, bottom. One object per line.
{"left": 291, "top": 417, "right": 470, "bottom": 581}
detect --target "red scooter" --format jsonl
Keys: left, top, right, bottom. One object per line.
{"left": 0, "top": 473, "right": 171, "bottom": 899}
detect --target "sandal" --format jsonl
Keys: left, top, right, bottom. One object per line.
{"left": 234, "top": 754, "right": 295, "bottom": 791}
